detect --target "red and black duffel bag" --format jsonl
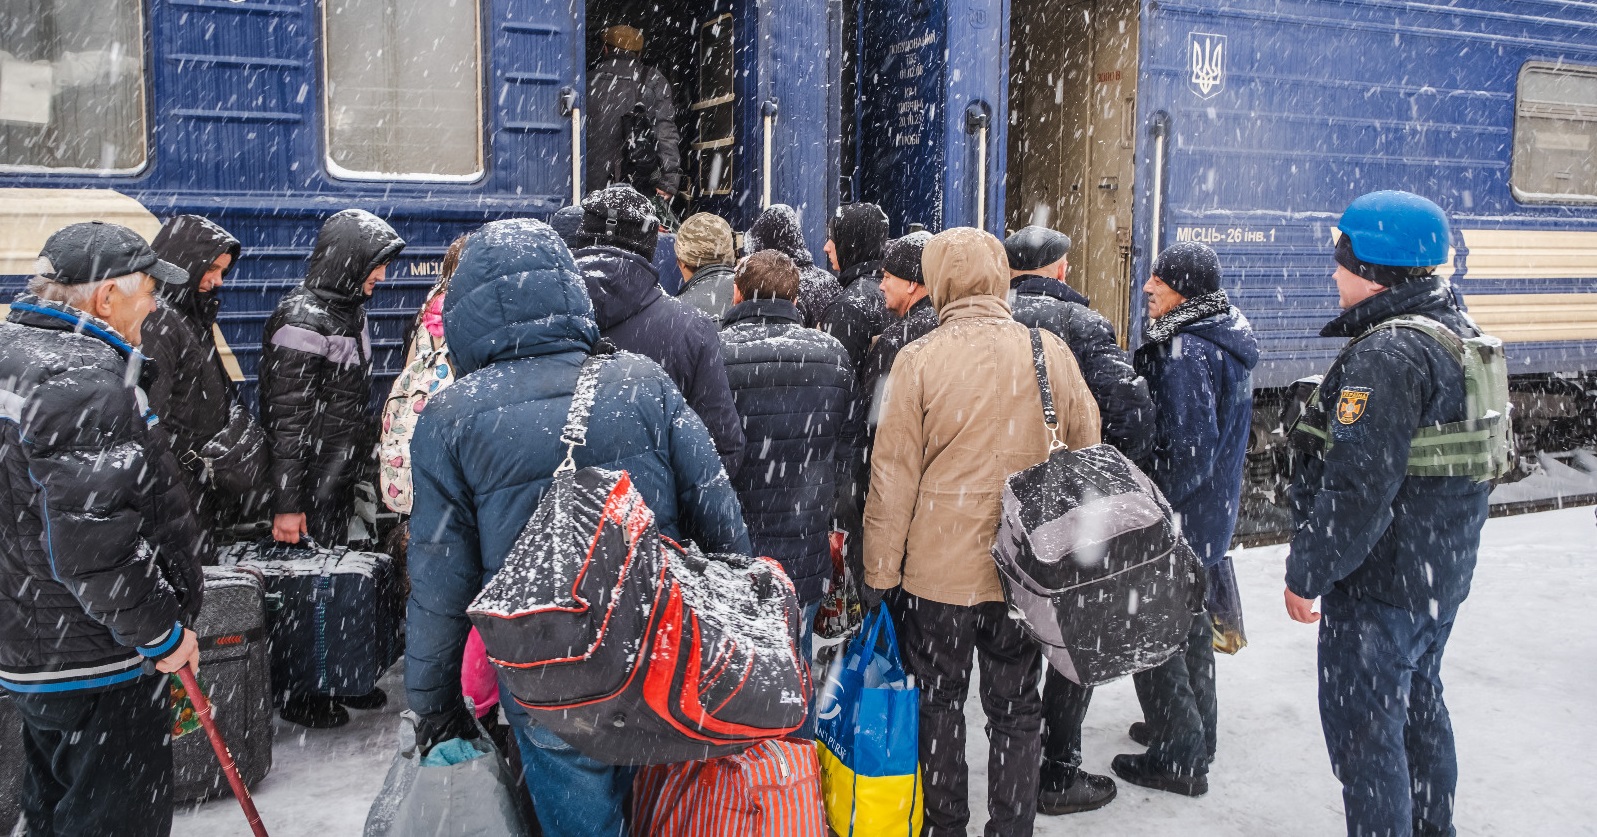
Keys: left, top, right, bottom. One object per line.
{"left": 467, "top": 353, "right": 811, "bottom": 766}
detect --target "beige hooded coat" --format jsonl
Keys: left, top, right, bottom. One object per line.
{"left": 862, "top": 227, "right": 1101, "bottom": 606}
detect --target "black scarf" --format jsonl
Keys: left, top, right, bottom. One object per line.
{"left": 1144, "top": 289, "right": 1231, "bottom": 345}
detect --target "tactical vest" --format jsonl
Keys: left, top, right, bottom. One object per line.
{"left": 1292, "top": 315, "right": 1513, "bottom": 482}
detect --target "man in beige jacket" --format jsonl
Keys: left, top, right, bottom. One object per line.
{"left": 862, "top": 227, "right": 1100, "bottom": 837}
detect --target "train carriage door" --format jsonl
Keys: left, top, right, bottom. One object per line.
{"left": 493, "top": 0, "right": 584, "bottom": 203}
{"left": 1005, "top": 0, "right": 1139, "bottom": 339}
{"left": 855, "top": 0, "right": 1006, "bottom": 235}
{"left": 582, "top": 0, "right": 831, "bottom": 238}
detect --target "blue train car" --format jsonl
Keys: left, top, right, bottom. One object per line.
{"left": 854, "top": 0, "right": 1597, "bottom": 455}
{"left": 0, "top": 0, "right": 838, "bottom": 406}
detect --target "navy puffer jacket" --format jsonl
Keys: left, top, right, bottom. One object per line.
{"left": 575, "top": 245, "right": 746, "bottom": 477}
{"left": 405, "top": 219, "right": 750, "bottom": 719}
{"left": 1286, "top": 277, "right": 1490, "bottom": 614}
{"left": 719, "top": 298, "right": 853, "bottom": 603}
{"left": 1134, "top": 305, "right": 1258, "bottom": 567}
{"left": 1010, "top": 275, "right": 1154, "bottom": 462}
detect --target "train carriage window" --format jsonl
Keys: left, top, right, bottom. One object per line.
{"left": 1513, "top": 63, "right": 1597, "bottom": 203}
{"left": 323, "top": 0, "right": 483, "bottom": 180}
{"left": 691, "top": 14, "right": 734, "bottom": 196}
{"left": 0, "top": 0, "right": 147, "bottom": 173}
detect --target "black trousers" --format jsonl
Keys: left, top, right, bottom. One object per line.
{"left": 1131, "top": 611, "right": 1216, "bottom": 774}
{"left": 894, "top": 594, "right": 1043, "bottom": 837}
{"left": 1040, "top": 665, "right": 1094, "bottom": 778}
{"left": 13, "top": 676, "right": 173, "bottom": 837}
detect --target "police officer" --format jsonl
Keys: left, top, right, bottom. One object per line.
{"left": 1285, "top": 190, "right": 1501, "bottom": 837}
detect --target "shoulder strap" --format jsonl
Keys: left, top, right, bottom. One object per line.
{"left": 1029, "top": 328, "right": 1065, "bottom": 451}
{"left": 1355, "top": 314, "right": 1466, "bottom": 365}
{"left": 556, "top": 354, "right": 610, "bottom": 475}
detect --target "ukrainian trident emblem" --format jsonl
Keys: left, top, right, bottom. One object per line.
{"left": 1188, "top": 32, "right": 1226, "bottom": 99}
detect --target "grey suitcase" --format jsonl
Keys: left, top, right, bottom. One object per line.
{"left": 1, "top": 693, "right": 20, "bottom": 834}
{"left": 174, "top": 566, "right": 275, "bottom": 802}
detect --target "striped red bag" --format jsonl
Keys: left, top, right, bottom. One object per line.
{"left": 629, "top": 739, "right": 827, "bottom": 837}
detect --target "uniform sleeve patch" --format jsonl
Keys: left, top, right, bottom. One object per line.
{"left": 1336, "top": 387, "right": 1371, "bottom": 425}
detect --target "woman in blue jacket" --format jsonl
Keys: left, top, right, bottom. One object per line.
{"left": 403, "top": 218, "right": 750, "bottom": 837}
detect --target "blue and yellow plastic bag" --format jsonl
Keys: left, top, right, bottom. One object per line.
{"left": 815, "top": 607, "right": 923, "bottom": 836}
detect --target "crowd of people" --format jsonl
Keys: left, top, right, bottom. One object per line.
{"left": 0, "top": 185, "right": 1491, "bottom": 837}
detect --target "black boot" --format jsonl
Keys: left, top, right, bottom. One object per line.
{"left": 279, "top": 695, "right": 350, "bottom": 729}
{"left": 338, "top": 688, "right": 388, "bottom": 711}
{"left": 1037, "top": 764, "right": 1117, "bottom": 815}
{"left": 1110, "top": 753, "right": 1208, "bottom": 797}
{"left": 1128, "top": 721, "right": 1152, "bottom": 747}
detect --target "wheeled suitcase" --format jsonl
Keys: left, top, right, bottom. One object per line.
{"left": 220, "top": 541, "right": 404, "bottom": 699}
{"left": 1, "top": 692, "right": 22, "bottom": 834}
{"left": 174, "top": 566, "right": 275, "bottom": 802}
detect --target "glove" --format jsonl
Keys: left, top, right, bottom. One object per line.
{"left": 860, "top": 584, "right": 891, "bottom": 613}
{"left": 415, "top": 701, "right": 479, "bottom": 757}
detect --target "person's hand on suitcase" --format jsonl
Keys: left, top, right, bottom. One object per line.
{"left": 416, "top": 700, "right": 479, "bottom": 756}
{"left": 154, "top": 628, "right": 200, "bottom": 675}
{"left": 272, "top": 513, "right": 308, "bottom": 544}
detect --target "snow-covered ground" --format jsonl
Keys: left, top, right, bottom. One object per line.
{"left": 174, "top": 507, "right": 1597, "bottom": 836}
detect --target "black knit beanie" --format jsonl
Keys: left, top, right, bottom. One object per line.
{"left": 827, "top": 203, "right": 890, "bottom": 271}
{"left": 1152, "top": 241, "right": 1222, "bottom": 298}
{"left": 882, "top": 231, "right": 932, "bottom": 285}
{"left": 549, "top": 205, "right": 585, "bottom": 249}
{"left": 1334, "top": 233, "right": 1429, "bottom": 287}
{"left": 575, "top": 185, "right": 659, "bottom": 260}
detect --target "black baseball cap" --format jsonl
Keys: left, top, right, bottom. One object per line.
{"left": 35, "top": 222, "right": 187, "bottom": 286}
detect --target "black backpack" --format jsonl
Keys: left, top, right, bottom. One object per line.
{"left": 620, "top": 102, "right": 661, "bottom": 189}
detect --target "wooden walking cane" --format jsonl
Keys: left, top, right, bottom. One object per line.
{"left": 178, "top": 666, "right": 270, "bottom": 837}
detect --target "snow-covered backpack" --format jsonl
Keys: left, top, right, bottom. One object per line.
{"left": 620, "top": 102, "right": 661, "bottom": 189}
{"left": 467, "top": 352, "right": 810, "bottom": 765}
{"left": 991, "top": 329, "right": 1205, "bottom": 686}
{"left": 1293, "top": 314, "right": 1513, "bottom": 482}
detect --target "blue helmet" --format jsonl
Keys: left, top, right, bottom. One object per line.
{"left": 1337, "top": 191, "right": 1450, "bottom": 268}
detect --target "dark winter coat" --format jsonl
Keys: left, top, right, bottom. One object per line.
{"left": 1134, "top": 304, "right": 1259, "bottom": 567}
{"left": 745, "top": 204, "right": 841, "bottom": 327}
{"left": 676, "top": 263, "right": 736, "bottom": 322}
{"left": 405, "top": 219, "right": 750, "bottom": 719}
{"left": 575, "top": 245, "right": 745, "bottom": 476}
{"left": 819, "top": 261, "right": 891, "bottom": 371}
{"left": 0, "top": 297, "right": 206, "bottom": 695}
{"left": 842, "top": 295, "right": 939, "bottom": 488}
{"left": 1009, "top": 275, "right": 1155, "bottom": 462}
{"left": 259, "top": 210, "right": 404, "bottom": 522}
{"left": 145, "top": 215, "right": 267, "bottom": 525}
{"left": 719, "top": 298, "right": 853, "bottom": 603}
{"left": 1286, "top": 277, "right": 1490, "bottom": 615}
{"left": 585, "top": 53, "right": 682, "bottom": 195}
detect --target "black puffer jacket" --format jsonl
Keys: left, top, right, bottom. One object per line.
{"left": 146, "top": 215, "right": 268, "bottom": 526}
{"left": 676, "top": 263, "right": 736, "bottom": 322}
{"left": 819, "top": 261, "right": 890, "bottom": 372}
{"left": 260, "top": 210, "right": 404, "bottom": 528}
{"left": 719, "top": 298, "right": 853, "bottom": 603}
{"left": 575, "top": 245, "right": 746, "bottom": 476}
{"left": 746, "top": 204, "right": 842, "bottom": 327}
{"left": 0, "top": 298, "right": 205, "bottom": 694}
{"left": 1009, "top": 275, "right": 1155, "bottom": 462}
